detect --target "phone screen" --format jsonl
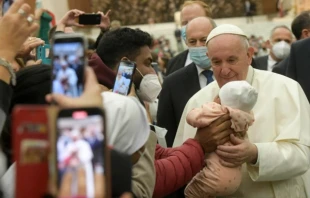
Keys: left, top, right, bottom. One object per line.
{"left": 79, "top": 14, "right": 101, "bottom": 25}
{"left": 52, "top": 40, "right": 85, "bottom": 97}
{"left": 56, "top": 109, "right": 105, "bottom": 198}
{"left": 113, "top": 61, "right": 136, "bottom": 95}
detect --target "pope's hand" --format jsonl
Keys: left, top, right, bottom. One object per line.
{"left": 216, "top": 134, "right": 258, "bottom": 168}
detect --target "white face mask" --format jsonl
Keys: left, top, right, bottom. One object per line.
{"left": 272, "top": 41, "right": 291, "bottom": 60}
{"left": 136, "top": 69, "right": 162, "bottom": 102}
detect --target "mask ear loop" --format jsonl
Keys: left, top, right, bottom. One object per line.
{"left": 136, "top": 68, "right": 144, "bottom": 77}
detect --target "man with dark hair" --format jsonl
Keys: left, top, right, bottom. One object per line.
{"left": 92, "top": 27, "right": 161, "bottom": 104}
{"left": 254, "top": 25, "right": 293, "bottom": 72}
{"left": 273, "top": 11, "right": 310, "bottom": 75}
{"left": 291, "top": 11, "right": 310, "bottom": 40}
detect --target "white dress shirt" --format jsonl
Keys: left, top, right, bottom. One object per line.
{"left": 267, "top": 55, "right": 278, "bottom": 71}
{"left": 196, "top": 65, "right": 214, "bottom": 89}
{"left": 184, "top": 52, "right": 193, "bottom": 67}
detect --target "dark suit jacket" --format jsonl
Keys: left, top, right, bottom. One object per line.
{"left": 286, "top": 37, "right": 310, "bottom": 102}
{"left": 157, "top": 62, "right": 200, "bottom": 147}
{"left": 273, "top": 56, "right": 288, "bottom": 76}
{"left": 166, "top": 50, "right": 188, "bottom": 76}
{"left": 254, "top": 55, "right": 268, "bottom": 70}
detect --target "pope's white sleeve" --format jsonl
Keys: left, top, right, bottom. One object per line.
{"left": 247, "top": 142, "right": 310, "bottom": 181}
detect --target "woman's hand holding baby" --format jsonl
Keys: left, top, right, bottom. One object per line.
{"left": 195, "top": 114, "right": 233, "bottom": 153}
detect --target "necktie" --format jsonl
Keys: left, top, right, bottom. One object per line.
{"left": 202, "top": 70, "right": 214, "bottom": 85}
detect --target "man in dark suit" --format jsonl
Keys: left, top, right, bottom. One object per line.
{"left": 286, "top": 37, "right": 310, "bottom": 102}
{"left": 158, "top": 17, "right": 215, "bottom": 148}
{"left": 157, "top": 16, "right": 215, "bottom": 198}
{"left": 254, "top": 25, "right": 293, "bottom": 72}
{"left": 166, "top": 1, "right": 212, "bottom": 76}
{"left": 273, "top": 11, "right": 310, "bottom": 75}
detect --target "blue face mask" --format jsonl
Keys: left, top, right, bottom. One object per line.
{"left": 181, "top": 25, "right": 187, "bottom": 42}
{"left": 189, "top": 46, "right": 211, "bottom": 69}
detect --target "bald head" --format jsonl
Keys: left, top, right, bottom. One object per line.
{"left": 186, "top": 17, "right": 216, "bottom": 47}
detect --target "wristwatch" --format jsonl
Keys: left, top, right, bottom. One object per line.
{"left": 0, "top": 58, "right": 16, "bottom": 86}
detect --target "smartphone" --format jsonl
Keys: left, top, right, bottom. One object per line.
{"left": 51, "top": 33, "right": 87, "bottom": 98}
{"left": 113, "top": 60, "right": 136, "bottom": 95}
{"left": 12, "top": 105, "right": 50, "bottom": 198}
{"left": 56, "top": 107, "right": 111, "bottom": 198}
{"left": 36, "top": 44, "right": 51, "bottom": 65}
{"left": 79, "top": 14, "right": 101, "bottom": 25}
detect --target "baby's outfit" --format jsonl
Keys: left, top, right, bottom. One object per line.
{"left": 185, "top": 81, "right": 258, "bottom": 198}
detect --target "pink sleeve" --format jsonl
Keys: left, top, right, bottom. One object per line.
{"left": 186, "top": 102, "right": 227, "bottom": 128}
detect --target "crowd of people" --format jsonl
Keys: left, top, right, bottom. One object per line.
{"left": 0, "top": 0, "right": 309, "bottom": 198}
{"left": 90, "top": 0, "right": 260, "bottom": 25}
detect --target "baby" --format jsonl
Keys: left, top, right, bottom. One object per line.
{"left": 184, "top": 80, "right": 258, "bottom": 198}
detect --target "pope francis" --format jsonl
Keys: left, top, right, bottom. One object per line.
{"left": 173, "top": 24, "right": 310, "bottom": 198}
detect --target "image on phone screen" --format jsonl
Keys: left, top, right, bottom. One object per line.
{"left": 57, "top": 112, "right": 104, "bottom": 198}
{"left": 2, "top": 0, "right": 13, "bottom": 15}
{"left": 113, "top": 61, "right": 135, "bottom": 95}
{"left": 52, "top": 42, "right": 84, "bottom": 97}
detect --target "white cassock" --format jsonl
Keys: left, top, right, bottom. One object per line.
{"left": 114, "top": 76, "right": 129, "bottom": 95}
{"left": 66, "top": 140, "right": 94, "bottom": 198}
{"left": 173, "top": 66, "right": 310, "bottom": 198}
{"left": 56, "top": 68, "right": 78, "bottom": 97}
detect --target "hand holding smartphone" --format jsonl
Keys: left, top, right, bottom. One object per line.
{"left": 55, "top": 107, "right": 111, "bottom": 198}
{"left": 51, "top": 33, "right": 87, "bottom": 98}
{"left": 113, "top": 60, "right": 136, "bottom": 95}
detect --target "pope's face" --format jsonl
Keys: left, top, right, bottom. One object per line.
{"left": 207, "top": 35, "right": 253, "bottom": 88}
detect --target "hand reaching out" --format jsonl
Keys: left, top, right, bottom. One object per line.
{"left": 96, "top": 10, "right": 111, "bottom": 31}
{"left": 194, "top": 114, "right": 233, "bottom": 153}
{"left": 46, "top": 67, "right": 102, "bottom": 108}
{"left": 34, "top": 8, "right": 46, "bottom": 20}
{"left": 58, "top": 9, "right": 85, "bottom": 27}
{"left": 0, "top": 0, "right": 39, "bottom": 63}
{"left": 17, "top": 37, "right": 44, "bottom": 59}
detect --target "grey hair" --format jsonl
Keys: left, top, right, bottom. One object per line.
{"left": 240, "top": 36, "right": 250, "bottom": 49}
{"left": 270, "top": 25, "right": 292, "bottom": 38}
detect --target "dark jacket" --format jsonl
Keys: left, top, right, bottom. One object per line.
{"left": 286, "top": 37, "right": 310, "bottom": 102}
{"left": 273, "top": 57, "right": 288, "bottom": 76}
{"left": 254, "top": 55, "right": 268, "bottom": 70}
{"left": 157, "top": 63, "right": 200, "bottom": 147}
{"left": 166, "top": 50, "right": 188, "bottom": 76}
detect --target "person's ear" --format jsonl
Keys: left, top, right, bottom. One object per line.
{"left": 301, "top": 29, "right": 310, "bottom": 39}
{"left": 247, "top": 46, "right": 255, "bottom": 61}
{"left": 114, "top": 57, "right": 130, "bottom": 72}
{"left": 120, "top": 57, "right": 130, "bottom": 61}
